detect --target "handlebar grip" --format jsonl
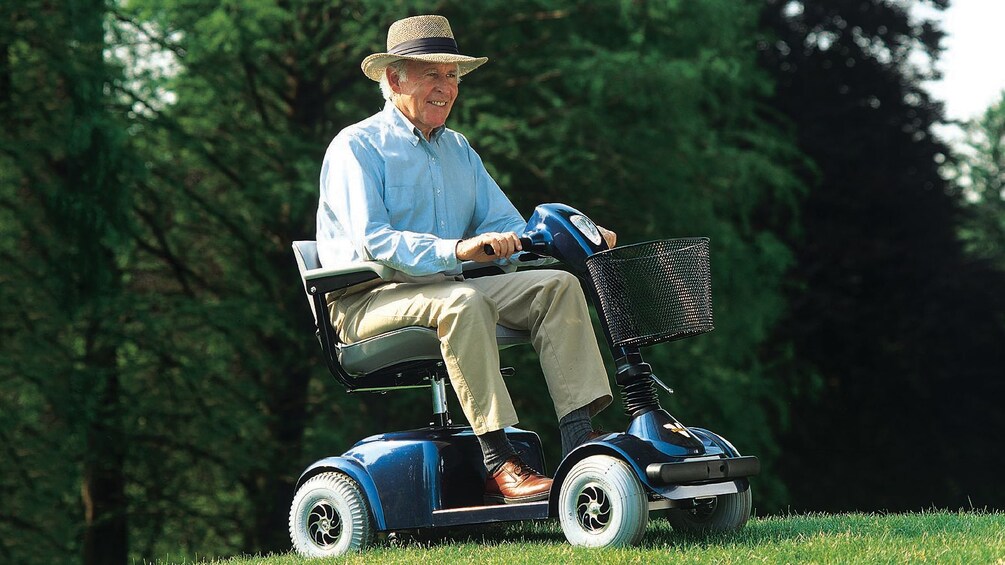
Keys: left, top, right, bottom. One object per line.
{"left": 483, "top": 237, "right": 536, "bottom": 257}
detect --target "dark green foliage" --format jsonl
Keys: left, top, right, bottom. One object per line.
{"left": 1, "top": 1, "right": 133, "bottom": 563}
{"left": 4, "top": 0, "right": 1001, "bottom": 563}
{"left": 948, "top": 91, "right": 1005, "bottom": 272}
{"left": 759, "top": 0, "right": 1005, "bottom": 512}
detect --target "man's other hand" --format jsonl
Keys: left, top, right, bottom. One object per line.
{"left": 456, "top": 232, "right": 522, "bottom": 262}
{"left": 598, "top": 225, "right": 617, "bottom": 248}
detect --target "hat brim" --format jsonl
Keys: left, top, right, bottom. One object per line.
{"left": 361, "top": 53, "right": 488, "bottom": 82}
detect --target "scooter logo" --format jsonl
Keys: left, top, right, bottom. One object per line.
{"left": 664, "top": 423, "right": 691, "bottom": 437}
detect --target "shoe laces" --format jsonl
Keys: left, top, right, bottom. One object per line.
{"left": 509, "top": 459, "right": 540, "bottom": 478}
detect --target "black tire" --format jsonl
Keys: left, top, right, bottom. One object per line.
{"left": 665, "top": 488, "right": 752, "bottom": 534}
{"left": 289, "top": 471, "right": 374, "bottom": 557}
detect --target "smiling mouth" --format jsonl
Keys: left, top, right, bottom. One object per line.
{"left": 429, "top": 101, "right": 447, "bottom": 107}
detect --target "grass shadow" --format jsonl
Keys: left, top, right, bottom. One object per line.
{"left": 378, "top": 519, "right": 566, "bottom": 550}
{"left": 372, "top": 509, "right": 1001, "bottom": 554}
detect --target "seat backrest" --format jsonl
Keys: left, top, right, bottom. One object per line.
{"left": 291, "top": 239, "right": 444, "bottom": 392}
{"left": 292, "top": 240, "right": 320, "bottom": 325}
{"left": 293, "top": 240, "right": 321, "bottom": 270}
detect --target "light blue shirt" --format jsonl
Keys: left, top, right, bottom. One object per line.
{"left": 316, "top": 102, "right": 527, "bottom": 277}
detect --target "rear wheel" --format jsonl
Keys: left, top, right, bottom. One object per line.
{"left": 289, "top": 472, "right": 374, "bottom": 557}
{"left": 558, "top": 455, "right": 649, "bottom": 547}
{"left": 666, "top": 488, "right": 752, "bottom": 534}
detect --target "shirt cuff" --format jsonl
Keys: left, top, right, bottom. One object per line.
{"left": 438, "top": 238, "right": 462, "bottom": 271}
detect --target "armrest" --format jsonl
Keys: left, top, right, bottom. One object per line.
{"left": 302, "top": 261, "right": 394, "bottom": 295}
{"left": 461, "top": 260, "right": 511, "bottom": 279}
{"left": 459, "top": 253, "right": 559, "bottom": 280}
{"left": 513, "top": 251, "right": 559, "bottom": 267}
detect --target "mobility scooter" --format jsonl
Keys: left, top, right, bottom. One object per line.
{"left": 289, "top": 203, "right": 759, "bottom": 557}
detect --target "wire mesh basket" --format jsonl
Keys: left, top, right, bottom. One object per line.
{"left": 585, "top": 238, "right": 713, "bottom": 348}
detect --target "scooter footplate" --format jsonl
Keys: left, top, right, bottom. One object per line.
{"left": 430, "top": 501, "right": 549, "bottom": 528}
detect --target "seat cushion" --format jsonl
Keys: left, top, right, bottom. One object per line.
{"left": 338, "top": 324, "right": 530, "bottom": 377}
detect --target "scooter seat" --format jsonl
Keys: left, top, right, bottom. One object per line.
{"left": 338, "top": 324, "right": 530, "bottom": 377}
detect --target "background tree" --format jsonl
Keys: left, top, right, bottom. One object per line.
{"left": 1, "top": 1, "right": 135, "bottom": 563}
{"left": 948, "top": 90, "right": 1005, "bottom": 272}
{"left": 759, "top": 0, "right": 1005, "bottom": 512}
{"left": 107, "top": 0, "right": 373, "bottom": 555}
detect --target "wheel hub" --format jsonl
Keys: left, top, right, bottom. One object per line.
{"left": 576, "top": 484, "right": 612, "bottom": 533}
{"left": 307, "top": 500, "right": 341, "bottom": 547}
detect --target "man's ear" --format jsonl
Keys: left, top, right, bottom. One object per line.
{"left": 386, "top": 66, "right": 402, "bottom": 93}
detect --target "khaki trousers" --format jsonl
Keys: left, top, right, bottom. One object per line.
{"left": 330, "top": 269, "right": 613, "bottom": 435}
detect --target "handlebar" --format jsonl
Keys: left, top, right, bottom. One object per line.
{"left": 481, "top": 237, "right": 535, "bottom": 257}
{"left": 471, "top": 203, "right": 607, "bottom": 269}
{"left": 481, "top": 237, "right": 543, "bottom": 261}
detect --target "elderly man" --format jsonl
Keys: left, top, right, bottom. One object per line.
{"left": 316, "top": 15, "right": 614, "bottom": 504}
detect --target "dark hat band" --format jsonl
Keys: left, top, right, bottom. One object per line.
{"left": 389, "top": 37, "right": 459, "bottom": 56}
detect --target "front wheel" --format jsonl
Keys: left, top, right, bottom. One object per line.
{"left": 558, "top": 455, "right": 649, "bottom": 547}
{"left": 665, "top": 487, "right": 752, "bottom": 534}
{"left": 289, "top": 471, "right": 374, "bottom": 557}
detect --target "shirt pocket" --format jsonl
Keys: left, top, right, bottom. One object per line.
{"left": 383, "top": 177, "right": 435, "bottom": 229}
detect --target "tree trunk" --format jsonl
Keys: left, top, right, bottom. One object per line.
{"left": 81, "top": 330, "right": 127, "bottom": 565}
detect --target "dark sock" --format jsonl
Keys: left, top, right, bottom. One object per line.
{"left": 477, "top": 429, "right": 518, "bottom": 474}
{"left": 560, "top": 406, "right": 593, "bottom": 458}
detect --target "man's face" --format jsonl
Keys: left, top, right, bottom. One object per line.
{"left": 390, "top": 61, "right": 459, "bottom": 138}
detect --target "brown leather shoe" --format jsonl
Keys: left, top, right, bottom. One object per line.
{"left": 484, "top": 457, "right": 553, "bottom": 504}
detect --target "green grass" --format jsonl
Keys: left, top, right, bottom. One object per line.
{"left": 192, "top": 511, "right": 1005, "bottom": 564}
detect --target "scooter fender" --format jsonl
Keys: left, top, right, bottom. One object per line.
{"left": 549, "top": 433, "right": 674, "bottom": 504}
{"left": 295, "top": 456, "right": 389, "bottom": 531}
{"left": 688, "top": 427, "right": 743, "bottom": 457}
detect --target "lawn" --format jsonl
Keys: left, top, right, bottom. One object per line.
{"left": 189, "top": 511, "right": 1005, "bottom": 564}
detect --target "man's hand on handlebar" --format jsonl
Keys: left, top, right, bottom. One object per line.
{"left": 598, "top": 225, "right": 617, "bottom": 248}
{"left": 456, "top": 232, "right": 523, "bottom": 262}
{"left": 458, "top": 223, "right": 615, "bottom": 262}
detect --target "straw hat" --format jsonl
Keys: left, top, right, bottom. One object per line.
{"left": 361, "top": 15, "right": 488, "bottom": 82}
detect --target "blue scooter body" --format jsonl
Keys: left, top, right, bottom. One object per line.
{"left": 296, "top": 427, "right": 552, "bottom": 530}
{"left": 296, "top": 421, "right": 751, "bottom": 531}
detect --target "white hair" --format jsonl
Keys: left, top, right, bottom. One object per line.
{"left": 379, "top": 60, "right": 409, "bottom": 101}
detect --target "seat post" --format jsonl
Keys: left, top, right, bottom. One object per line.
{"left": 431, "top": 371, "right": 451, "bottom": 427}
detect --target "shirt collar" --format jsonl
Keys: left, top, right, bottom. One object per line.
{"left": 383, "top": 101, "right": 446, "bottom": 145}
